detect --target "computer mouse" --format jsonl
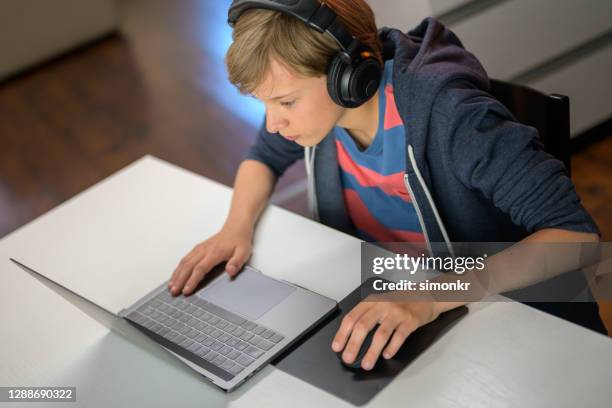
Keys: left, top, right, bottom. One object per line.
{"left": 336, "top": 324, "right": 380, "bottom": 370}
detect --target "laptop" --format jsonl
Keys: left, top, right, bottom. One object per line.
{"left": 9, "top": 258, "right": 337, "bottom": 391}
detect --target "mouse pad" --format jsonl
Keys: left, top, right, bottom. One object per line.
{"left": 272, "top": 279, "right": 468, "bottom": 406}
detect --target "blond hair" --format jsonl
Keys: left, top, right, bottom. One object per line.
{"left": 225, "top": 0, "right": 382, "bottom": 95}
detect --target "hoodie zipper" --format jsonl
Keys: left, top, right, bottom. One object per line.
{"left": 305, "top": 146, "right": 319, "bottom": 221}
{"left": 403, "top": 172, "right": 433, "bottom": 256}
{"left": 407, "top": 145, "right": 455, "bottom": 257}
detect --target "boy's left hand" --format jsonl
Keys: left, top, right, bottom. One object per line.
{"left": 331, "top": 299, "right": 441, "bottom": 370}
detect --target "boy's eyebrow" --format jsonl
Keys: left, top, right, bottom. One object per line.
{"left": 255, "top": 90, "right": 299, "bottom": 101}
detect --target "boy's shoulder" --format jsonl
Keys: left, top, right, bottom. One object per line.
{"left": 380, "top": 18, "right": 489, "bottom": 97}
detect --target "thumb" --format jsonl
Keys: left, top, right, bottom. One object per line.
{"left": 226, "top": 245, "right": 250, "bottom": 277}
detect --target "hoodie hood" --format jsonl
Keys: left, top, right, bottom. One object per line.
{"left": 379, "top": 18, "right": 489, "bottom": 166}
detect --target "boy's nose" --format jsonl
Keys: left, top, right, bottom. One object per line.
{"left": 266, "top": 110, "right": 288, "bottom": 134}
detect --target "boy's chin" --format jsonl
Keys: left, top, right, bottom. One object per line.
{"left": 297, "top": 133, "right": 328, "bottom": 147}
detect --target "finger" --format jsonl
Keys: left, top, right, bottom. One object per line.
{"left": 225, "top": 244, "right": 251, "bottom": 277}
{"left": 331, "top": 302, "right": 371, "bottom": 352}
{"left": 382, "top": 319, "right": 419, "bottom": 359}
{"left": 169, "top": 243, "right": 205, "bottom": 288}
{"left": 182, "top": 250, "right": 228, "bottom": 295}
{"left": 169, "top": 249, "right": 205, "bottom": 295}
{"left": 342, "top": 307, "right": 380, "bottom": 364}
{"left": 174, "top": 245, "right": 223, "bottom": 295}
{"left": 360, "top": 313, "right": 402, "bottom": 370}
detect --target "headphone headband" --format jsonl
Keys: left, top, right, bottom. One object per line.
{"left": 228, "top": 0, "right": 382, "bottom": 108}
{"left": 228, "top": 0, "right": 360, "bottom": 63}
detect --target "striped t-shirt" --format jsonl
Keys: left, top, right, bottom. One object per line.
{"left": 333, "top": 59, "right": 425, "bottom": 243}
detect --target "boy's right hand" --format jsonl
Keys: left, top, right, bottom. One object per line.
{"left": 168, "top": 223, "right": 253, "bottom": 296}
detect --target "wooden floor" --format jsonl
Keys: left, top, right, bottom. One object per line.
{"left": 571, "top": 136, "right": 612, "bottom": 333}
{"left": 1, "top": 0, "right": 610, "bottom": 334}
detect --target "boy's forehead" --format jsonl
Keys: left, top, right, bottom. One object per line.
{"left": 253, "top": 58, "right": 302, "bottom": 100}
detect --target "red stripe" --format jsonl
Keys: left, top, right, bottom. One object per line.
{"left": 344, "top": 189, "right": 425, "bottom": 243}
{"left": 336, "top": 140, "right": 412, "bottom": 202}
{"left": 384, "top": 83, "right": 403, "bottom": 130}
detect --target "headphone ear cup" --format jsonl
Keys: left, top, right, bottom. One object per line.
{"left": 349, "top": 59, "right": 382, "bottom": 105}
{"left": 327, "top": 53, "right": 382, "bottom": 108}
{"left": 327, "top": 54, "right": 348, "bottom": 107}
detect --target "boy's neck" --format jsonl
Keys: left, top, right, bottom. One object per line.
{"left": 335, "top": 89, "right": 380, "bottom": 149}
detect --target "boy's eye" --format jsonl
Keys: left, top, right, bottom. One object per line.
{"left": 280, "top": 100, "right": 295, "bottom": 108}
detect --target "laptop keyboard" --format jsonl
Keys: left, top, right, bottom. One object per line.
{"left": 126, "top": 290, "right": 285, "bottom": 376}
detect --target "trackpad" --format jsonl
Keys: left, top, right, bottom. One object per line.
{"left": 197, "top": 266, "right": 295, "bottom": 321}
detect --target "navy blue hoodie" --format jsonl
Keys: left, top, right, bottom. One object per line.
{"left": 245, "top": 17, "right": 599, "bottom": 253}
{"left": 244, "top": 17, "right": 606, "bottom": 334}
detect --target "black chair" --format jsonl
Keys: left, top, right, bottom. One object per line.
{"left": 488, "top": 79, "right": 571, "bottom": 176}
{"left": 488, "top": 80, "right": 608, "bottom": 335}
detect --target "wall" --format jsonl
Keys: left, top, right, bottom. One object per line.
{"left": 368, "top": 0, "right": 612, "bottom": 137}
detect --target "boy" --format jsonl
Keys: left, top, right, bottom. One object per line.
{"left": 169, "top": 0, "right": 606, "bottom": 370}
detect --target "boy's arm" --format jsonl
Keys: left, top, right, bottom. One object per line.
{"left": 333, "top": 84, "right": 603, "bottom": 368}
{"left": 234, "top": 119, "right": 305, "bottom": 225}
{"left": 434, "top": 78, "right": 599, "bottom": 236}
{"left": 432, "top": 227, "right": 600, "bottom": 313}
{"left": 428, "top": 78, "right": 602, "bottom": 299}
{"left": 170, "top": 122, "right": 303, "bottom": 294}
{"left": 170, "top": 159, "right": 275, "bottom": 294}
{"left": 225, "top": 160, "right": 277, "bottom": 232}
{"left": 332, "top": 227, "right": 601, "bottom": 371}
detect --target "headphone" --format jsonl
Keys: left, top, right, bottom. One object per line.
{"left": 228, "top": 0, "right": 382, "bottom": 108}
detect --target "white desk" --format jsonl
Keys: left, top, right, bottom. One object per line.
{"left": 1, "top": 155, "right": 611, "bottom": 407}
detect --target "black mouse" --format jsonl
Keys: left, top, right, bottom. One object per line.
{"left": 336, "top": 324, "right": 381, "bottom": 369}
